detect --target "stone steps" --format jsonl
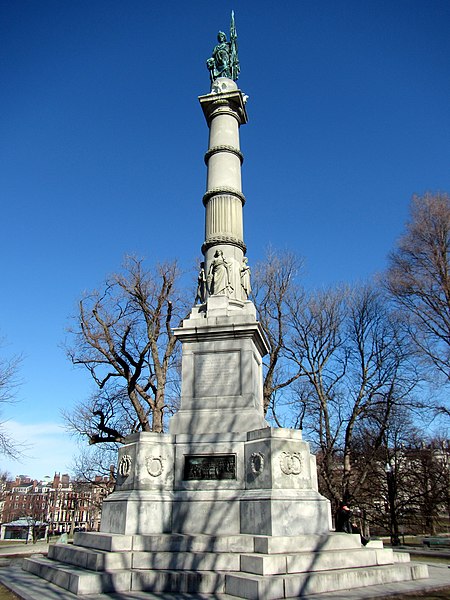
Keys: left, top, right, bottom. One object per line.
{"left": 225, "top": 563, "right": 429, "bottom": 599}
{"left": 22, "top": 555, "right": 132, "bottom": 595}
{"left": 240, "top": 547, "right": 393, "bottom": 576}
{"left": 21, "top": 533, "right": 429, "bottom": 598}
{"left": 131, "top": 533, "right": 256, "bottom": 553}
{"left": 48, "top": 543, "right": 131, "bottom": 571}
{"left": 132, "top": 568, "right": 227, "bottom": 594}
{"left": 132, "top": 550, "right": 241, "bottom": 570}
{"left": 73, "top": 531, "right": 362, "bottom": 553}
{"left": 253, "top": 533, "right": 362, "bottom": 554}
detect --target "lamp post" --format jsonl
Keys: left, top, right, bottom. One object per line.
{"left": 385, "top": 462, "right": 401, "bottom": 546}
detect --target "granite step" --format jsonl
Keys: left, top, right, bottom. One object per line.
{"left": 131, "top": 568, "right": 227, "bottom": 594}
{"left": 22, "top": 552, "right": 428, "bottom": 597}
{"left": 131, "top": 533, "right": 256, "bottom": 553}
{"left": 44, "top": 544, "right": 399, "bottom": 578}
{"left": 22, "top": 555, "right": 132, "bottom": 595}
{"left": 253, "top": 533, "right": 362, "bottom": 554}
{"left": 73, "top": 531, "right": 133, "bottom": 552}
{"left": 24, "top": 556, "right": 228, "bottom": 596}
{"left": 48, "top": 543, "right": 131, "bottom": 571}
{"left": 74, "top": 531, "right": 363, "bottom": 554}
{"left": 225, "top": 562, "right": 429, "bottom": 600}
{"left": 132, "top": 550, "right": 240, "bottom": 571}
{"left": 240, "top": 546, "right": 394, "bottom": 576}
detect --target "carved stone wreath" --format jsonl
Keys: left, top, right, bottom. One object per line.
{"left": 118, "top": 454, "right": 132, "bottom": 477}
{"left": 146, "top": 456, "right": 164, "bottom": 478}
{"left": 250, "top": 452, "right": 265, "bottom": 476}
{"left": 279, "top": 451, "right": 303, "bottom": 476}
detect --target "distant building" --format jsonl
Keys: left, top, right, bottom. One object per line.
{"left": 0, "top": 472, "right": 114, "bottom": 536}
{"left": 0, "top": 517, "right": 47, "bottom": 541}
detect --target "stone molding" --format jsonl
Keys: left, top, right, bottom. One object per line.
{"left": 203, "top": 187, "right": 246, "bottom": 206}
{"left": 201, "top": 234, "right": 246, "bottom": 254}
{"left": 173, "top": 319, "right": 269, "bottom": 358}
{"left": 203, "top": 100, "right": 244, "bottom": 125}
{"left": 204, "top": 145, "right": 244, "bottom": 165}
{"left": 199, "top": 90, "right": 248, "bottom": 126}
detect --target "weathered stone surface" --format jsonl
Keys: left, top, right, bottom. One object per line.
{"left": 131, "top": 532, "right": 254, "bottom": 553}
{"left": 170, "top": 301, "right": 269, "bottom": 436}
{"left": 23, "top": 532, "right": 428, "bottom": 598}
{"left": 49, "top": 543, "right": 131, "bottom": 571}
{"left": 22, "top": 555, "right": 132, "bottom": 595}
{"left": 225, "top": 563, "right": 429, "bottom": 600}
{"left": 73, "top": 531, "right": 133, "bottom": 552}
{"left": 132, "top": 569, "right": 226, "bottom": 594}
{"left": 132, "top": 550, "right": 240, "bottom": 571}
{"left": 253, "top": 533, "right": 361, "bottom": 554}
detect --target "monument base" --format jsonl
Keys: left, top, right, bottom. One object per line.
{"left": 21, "top": 428, "right": 429, "bottom": 598}
{"left": 99, "top": 428, "right": 332, "bottom": 537}
{"left": 23, "top": 531, "right": 428, "bottom": 597}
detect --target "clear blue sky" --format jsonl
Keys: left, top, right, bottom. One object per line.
{"left": 1, "top": 0, "right": 449, "bottom": 479}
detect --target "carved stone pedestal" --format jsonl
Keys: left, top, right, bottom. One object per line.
{"left": 169, "top": 295, "right": 268, "bottom": 435}
{"left": 96, "top": 294, "right": 329, "bottom": 538}
{"left": 100, "top": 427, "right": 331, "bottom": 537}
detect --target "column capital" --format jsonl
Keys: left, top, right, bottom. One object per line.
{"left": 199, "top": 89, "right": 248, "bottom": 126}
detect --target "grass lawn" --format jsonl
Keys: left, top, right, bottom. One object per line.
{"left": 0, "top": 584, "right": 20, "bottom": 599}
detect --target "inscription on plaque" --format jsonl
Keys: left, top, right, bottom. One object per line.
{"left": 183, "top": 454, "right": 236, "bottom": 480}
{"left": 194, "top": 351, "right": 241, "bottom": 397}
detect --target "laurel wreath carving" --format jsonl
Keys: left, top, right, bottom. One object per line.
{"left": 118, "top": 454, "right": 132, "bottom": 477}
{"left": 279, "top": 451, "right": 303, "bottom": 476}
{"left": 250, "top": 452, "right": 265, "bottom": 475}
{"left": 146, "top": 456, "right": 164, "bottom": 478}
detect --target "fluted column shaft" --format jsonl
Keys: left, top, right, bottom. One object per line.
{"left": 199, "top": 80, "right": 248, "bottom": 301}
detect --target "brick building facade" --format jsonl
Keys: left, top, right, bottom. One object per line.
{"left": 0, "top": 472, "right": 114, "bottom": 536}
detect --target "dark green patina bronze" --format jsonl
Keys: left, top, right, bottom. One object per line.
{"left": 183, "top": 454, "right": 236, "bottom": 480}
{"left": 206, "top": 11, "right": 240, "bottom": 82}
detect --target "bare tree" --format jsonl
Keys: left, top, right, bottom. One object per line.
{"left": 64, "top": 257, "right": 185, "bottom": 443}
{"left": 387, "top": 192, "right": 450, "bottom": 417}
{"left": 70, "top": 443, "right": 117, "bottom": 486}
{"left": 252, "top": 248, "right": 304, "bottom": 415}
{"left": 287, "top": 284, "right": 419, "bottom": 507}
{"left": 0, "top": 342, "right": 22, "bottom": 459}
{"left": 398, "top": 435, "right": 450, "bottom": 536}
{"left": 63, "top": 389, "right": 139, "bottom": 445}
{"left": 349, "top": 407, "right": 420, "bottom": 540}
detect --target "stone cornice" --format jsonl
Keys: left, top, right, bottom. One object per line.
{"left": 198, "top": 90, "right": 248, "bottom": 126}
{"left": 173, "top": 320, "right": 269, "bottom": 357}
{"left": 204, "top": 145, "right": 244, "bottom": 165}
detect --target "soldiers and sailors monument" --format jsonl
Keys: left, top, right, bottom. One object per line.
{"left": 22, "top": 13, "right": 429, "bottom": 599}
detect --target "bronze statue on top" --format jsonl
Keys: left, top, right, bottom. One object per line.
{"left": 207, "top": 11, "right": 240, "bottom": 83}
